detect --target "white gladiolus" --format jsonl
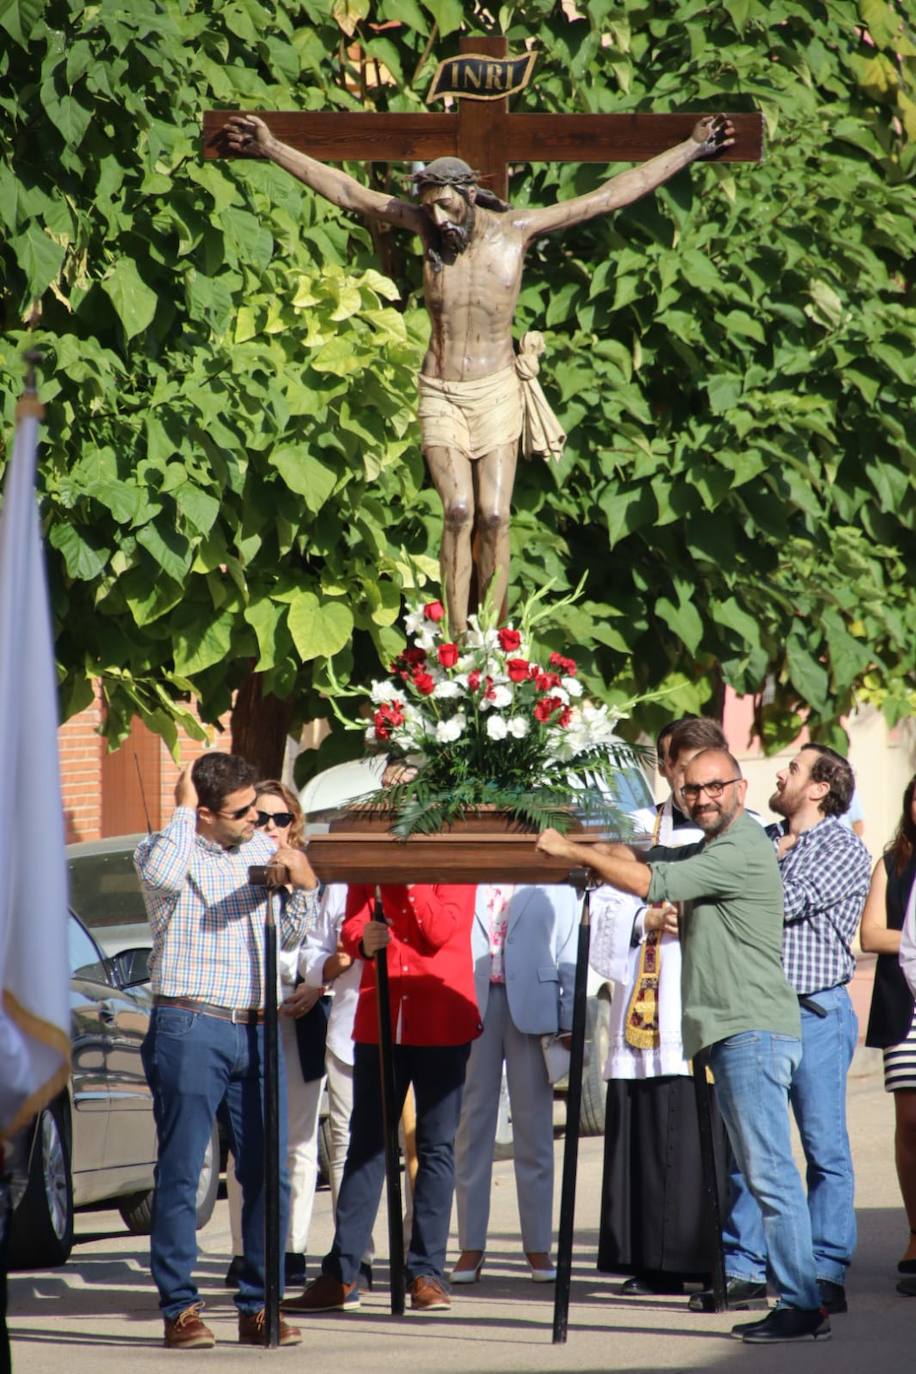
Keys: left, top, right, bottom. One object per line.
{"left": 435, "top": 713, "right": 466, "bottom": 743}
{"left": 433, "top": 679, "right": 463, "bottom": 699}
{"left": 486, "top": 715, "right": 509, "bottom": 740}
{"left": 404, "top": 607, "right": 426, "bottom": 636}
{"left": 507, "top": 717, "right": 530, "bottom": 739}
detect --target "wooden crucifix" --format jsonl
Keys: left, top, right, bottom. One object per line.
{"left": 203, "top": 34, "right": 763, "bottom": 632}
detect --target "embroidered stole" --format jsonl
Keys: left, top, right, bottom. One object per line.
{"left": 623, "top": 803, "right": 665, "bottom": 1049}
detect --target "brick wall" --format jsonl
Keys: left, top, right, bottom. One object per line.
{"left": 58, "top": 684, "right": 104, "bottom": 843}
{"left": 58, "top": 689, "right": 229, "bottom": 842}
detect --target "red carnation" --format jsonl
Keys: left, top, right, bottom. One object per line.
{"left": 412, "top": 670, "right": 436, "bottom": 696}
{"left": 373, "top": 708, "right": 391, "bottom": 741}
{"left": 559, "top": 707, "right": 573, "bottom": 727}
{"left": 535, "top": 671, "right": 561, "bottom": 693}
{"left": 467, "top": 669, "right": 481, "bottom": 691}
{"left": 498, "top": 626, "right": 522, "bottom": 652}
{"left": 424, "top": 600, "right": 446, "bottom": 622}
{"left": 437, "top": 642, "right": 459, "bottom": 669}
{"left": 534, "top": 695, "right": 562, "bottom": 723}
{"left": 507, "top": 657, "right": 530, "bottom": 683}
{"left": 549, "top": 652, "right": 578, "bottom": 676}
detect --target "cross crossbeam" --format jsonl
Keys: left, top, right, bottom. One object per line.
{"left": 203, "top": 35, "right": 764, "bottom": 199}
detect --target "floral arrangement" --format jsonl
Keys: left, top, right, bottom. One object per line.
{"left": 331, "top": 587, "right": 651, "bottom": 837}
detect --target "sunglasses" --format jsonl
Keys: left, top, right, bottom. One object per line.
{"left": 217, "top": 802, "right": 256, "bottom": 820}
{"left": 680, "top": 778, "right": 741, "bottom": 802}
{"left": 256, "top": 810, "right": 294, "bottom": 829}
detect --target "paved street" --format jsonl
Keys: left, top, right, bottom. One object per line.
{"left": 9, "top": 1064, "right": 913, "bottom": 1373}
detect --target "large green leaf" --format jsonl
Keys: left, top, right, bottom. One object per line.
{"left": 12, "top": 226, "right": 65, "bottom": 297}
{"left": 288, "top": 592, "right": 354, "bottom": 662}
{"left": 102, "top": 259, "right": 158, "bottom": 340}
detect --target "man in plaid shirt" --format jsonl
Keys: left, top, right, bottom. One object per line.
{"left": 135, "top": 752, "right": 319, "bottom": 1350}
{"left": 706, "top": 745, "right": 870, "bottom": 1318}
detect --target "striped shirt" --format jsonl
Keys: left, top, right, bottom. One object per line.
{"left": 134, "top": 806, "right": 318, "bottom": 1007}
{"left": 778, "top": 816, "right": 871, "bottom": 995}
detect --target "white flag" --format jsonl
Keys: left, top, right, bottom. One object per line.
{"left": 0, "top": 394, "right": 70, "bottom": 1136}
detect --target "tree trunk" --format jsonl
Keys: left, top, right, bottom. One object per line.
{"left": 230, "top": 668, "right": 294, "bottom": 779}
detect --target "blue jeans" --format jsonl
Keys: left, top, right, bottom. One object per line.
{"left": 722, "top": 987, "right": 858, "bottom": 1287}
{"left": 323, "top": 1041, "right": 470, "bottom": 1285}
{"left": 141, "top": 1008, "right": 289, "bottom": 1319}
{"left": 709, "top": 1031, "right": 820, "bottom": 1311}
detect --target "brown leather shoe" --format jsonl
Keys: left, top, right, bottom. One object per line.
{"left": 238, "top": 1309, "right": 302, "bottom": 1346}
{"left": 163, "top": 1303, "right": 215, "bottom": 1349}
{"left": 281, "top": 1274, "right": 360, "bottom": 1313}
{"left": 409, "top": 1276, "right": 451, "bottom": 1312}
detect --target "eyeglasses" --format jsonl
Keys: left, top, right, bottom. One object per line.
{"left": 681, "top": 778, "right": 742, "bottom": 802}
{"left": 256, "top": 810, "right": 294, "bottom": 829}
{"left": 217, "top": 801, "right": 257, "bottom": 820}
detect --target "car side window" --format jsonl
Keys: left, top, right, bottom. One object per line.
{"left": 68, "top": 914, "right": 110, "bottom": 984}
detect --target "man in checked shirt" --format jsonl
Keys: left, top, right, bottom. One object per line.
{"left": 693, "top": 745, "right": 871, "bottom": 1319}
{"left": 135, "top": 752, "right": 319, "bottom": 1350}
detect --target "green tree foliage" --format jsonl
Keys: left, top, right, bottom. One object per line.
{"left": 0, "top": 0, "right": 913, "bottom": 765}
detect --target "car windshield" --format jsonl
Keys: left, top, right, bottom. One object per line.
{"left": 68, "top": 848, "right": 149, "bottom": 931}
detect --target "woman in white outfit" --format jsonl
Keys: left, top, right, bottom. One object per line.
{"left": 451, "top": 883, "right": 578, "bottom": 1284}
{"left": 292, "top": 881, "right": 375, "bottom": 1291}
{"left": 226, "top": 781, "right": 325, "bottom": 1289}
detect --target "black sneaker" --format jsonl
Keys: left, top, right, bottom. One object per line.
{"left": 818, "top": 1279, "right": 847, "bottom": 1313}
{"left": 732, "top": 1306, "right": 831, "bottom": 1343}
{"left": 689, "top": 1277, "right": 768, "bottom": 1312}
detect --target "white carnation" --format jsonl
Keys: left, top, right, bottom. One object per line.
{"left": 433, "top": 679, "right": 463, "bottom": 700}
{"left": 435, "top": 713, "right": 466, "bottom": 743}
{"left": 507, "top": 716, "right": 530, "bottom": 739}
{"left": 489, "top": 684, "right": 513, "bottom": 709}
{"left": 562, "top": 676, "right": 584, "bottom": 698}
{"left": 486, "top": 715, "right": 509, "bottom": 740}
{"left": 370, "top": 680, "right": 402, "bottom": 705}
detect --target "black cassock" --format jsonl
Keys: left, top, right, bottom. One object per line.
{"left": 597, "top": 1074, "right": 730, "bottom": 1281}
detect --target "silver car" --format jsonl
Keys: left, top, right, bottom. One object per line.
{"left": 8, "top": 899, "right": 218, "bottom": 1269}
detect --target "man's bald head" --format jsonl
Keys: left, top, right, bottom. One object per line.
{"left": 681, "top": 748, "right": 746, "bottom": 838}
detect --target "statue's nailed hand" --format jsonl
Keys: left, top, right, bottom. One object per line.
{"left": 691, "top": 114, "right": 735, "bottom": 157}
{"left": 223, "top": 113, "right": 271, "bottom": 156}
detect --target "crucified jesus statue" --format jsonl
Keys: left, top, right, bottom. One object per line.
{"left": 224, "top": 112, "right": 734, "bottom": 632}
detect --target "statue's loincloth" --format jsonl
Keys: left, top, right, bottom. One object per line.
{"left": 417, "top": 331, "right": 565, "bottom": 462}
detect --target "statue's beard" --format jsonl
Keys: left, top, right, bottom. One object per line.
{"left": 427, "top": 205, "right": 476, "bottom": 273}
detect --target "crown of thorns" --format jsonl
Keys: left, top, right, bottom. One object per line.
{"left": 411, "top": 157, "right": 479, "bottom": 190}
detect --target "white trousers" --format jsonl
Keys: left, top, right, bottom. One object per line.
{"left": 229, "top": 1015, "right": 323, "bottom": 1255}
{"left": 454, "top": 984, "right": 555, "bottom": 1253}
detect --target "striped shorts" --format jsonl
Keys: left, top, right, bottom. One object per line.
{"left": 883, "top": 1005, "right": 916, "bottom": 1091}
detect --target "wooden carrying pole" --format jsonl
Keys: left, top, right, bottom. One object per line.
{"left": 262, "top": 884, "right": 281, "bottom": 1347}
{"left": 552, "top": 881, "right": 593, "bottom": 1344}
{"left": 373, "top": 887, "right": 405, "bottom": 1315}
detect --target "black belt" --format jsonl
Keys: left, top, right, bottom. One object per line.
{"left": 153, "top": 994, "right": 265, "bottom": 1025}
{"left": 798, "top": 994, "right": 829, "bottom": 1019}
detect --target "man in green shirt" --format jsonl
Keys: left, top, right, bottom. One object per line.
{"left": 538, "top": 748, "right": 830, "bottom": 1344}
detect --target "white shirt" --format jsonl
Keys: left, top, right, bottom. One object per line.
{"left": 901, "top": 879, "right": 916, "bottom": 999}
{"left": 297, "top": 883, "right": 362, "bottom": 1066}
